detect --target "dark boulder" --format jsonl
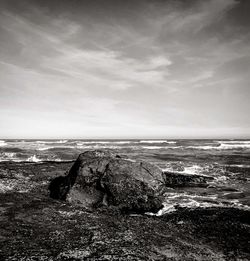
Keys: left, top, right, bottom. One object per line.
{"left": 49, "top": 150, "right": 165, "bottom": 213}
{"left": 163, "top": 171, "right": 214, "bottom": 188}
{"left": 48, "top": 176, "right": 71, "bottom": 200}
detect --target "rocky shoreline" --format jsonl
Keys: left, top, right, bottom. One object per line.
{"left": 0, "top": 154, "right": 250, "bottom": 260}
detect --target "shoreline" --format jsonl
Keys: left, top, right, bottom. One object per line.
{"left": 0, "top": 161, "right": 249, "bottom": 260}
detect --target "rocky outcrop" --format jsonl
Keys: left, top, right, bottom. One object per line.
{"left": 49, "top": 150, "right": 164, "bottom": 213}
{"left": 163, "top": 171, "right": 214, "bottom": 188}
{"left": 2, "top": 161, "right": 250, "bottom": 260}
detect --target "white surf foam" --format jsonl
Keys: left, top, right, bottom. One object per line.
{"left": 36, "top": 140, "right": 68, "bottom": 144}
{"left": 182, "top": 165, "right": 203, "bottom": 175}
{"left": 225, "top": 164, "right": 250, "bottom": 168}
{"left": 77, "top": 141, "right": 132, "bottom": 145}
{"left": 36, "top": 141, "right": 51, "bottom": 144}
{"left": 2, "top": 152, "right": 16, "bottom": 158}
{"left": 57, "top": 140, "right": 68, "bottom": 143}
{"left": 147, "top": 192, "right": 220, "bottom": 216}
{"left": 162, "top": 164, "right": 211, "bottom": 177}
{"left": 27, "top": 155, "right": 42, "bottom": 162}
{"left": 0, "top": 183, "right": 14, "bottom": 193}
{"left": 148, "top": 191, "right": 250, "bottom": 216}
{"left": 217, "top": 140, "right": 250, "bottom": 144}
{"left": 36, "top": 147, "right": 53, "bottom": 151}
{"left": 77, "top": 145, "right": 122, "bottom": 149}
{"left": 187, "top": 143, "right": 250, "bottom": 150}
{"left": 0, "top": 140, "right": 7, "bottom": 147}
{"left": 219, "top": 143, "right": 250, "bottom": 149}
{"left": 0, "top": 152, "right": 21, "bottom": 162}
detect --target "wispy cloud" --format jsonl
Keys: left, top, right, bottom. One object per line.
{"left": 0, "top": 0, "right": 249, "bottom": 138}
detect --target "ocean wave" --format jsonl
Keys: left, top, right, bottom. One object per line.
{"left": 150, "top": 192, "right": 220, "bottom": 216}
{"left": 36, "top": 147, "right": 54, "bottom": 151}
{"left": 27, "top": 155, "right": 42, "bottom": 162}
{"left": 219, "top": 143, "right": 250, "bottom": 149}
{"left": 150, "top": 192, "right": 250, "bottom": 216}
{"left": 142, "top": 146, "right": 164, "bottom": 150}
{"left": 161, "top": 165, "right": 215, "bottom": 178}
{"left": 57, "top": 140, "right": 68, "bottom": 143}
{"left": 77, "top": 141, "right": 133, "bottom": 145}
{"left": 36, "top": 145, "right": 75, "bottom": 151}
{"left": 212, "top": 175, "right": 228, "bottom": 182}
{"left": 0, "top": 183, "right": 14, "bottom": 193}
{"left": 139, "top": 140, "right": 176, "bottom": 144}
{"left": 26, "top": 155, "right": 63, "bottom": 162}
{"left": 186, "top": 143, "right": 250, "bottom": 150}
{"left": 155, "top": 200, "right": 225, "bottom": 216}
{"left": 76, "top": 145, "right": 123, "bottom": 149}
{"left": 162, "top": 165, "right": 203, "bottom": 175}
{"left": 225, "top": 164, "right": 250, "bottom": 168}
{"left": 0, "top": 152, "right": 19, "bottom": 162}
{"left": 0, "top": 140, "right": 7, "bottom": 147}
{"left": 217, "top": 140, "right": 250, "bottom": 144}
{"left": 36, "top": 141, "right": 53, "bottom": 144}
{"left": 36, "top": 140, "right": 68, "bottom": 144}
{"left": 186, "top": 145, "right": 218, "bottom": 150}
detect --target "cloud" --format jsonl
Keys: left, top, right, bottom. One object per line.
{"left": 0, "top": 11, "right": 172, "bottom": 92}
{"left": 0, "top": 0, "right": 249, "bottom": 138}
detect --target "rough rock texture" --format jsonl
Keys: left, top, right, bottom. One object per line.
{"left": 163, "top": 171, "right": 214, "bottom": 188}
{"left": 49, "top": 150, "right": 165, "bottom": 213}
{"left": 1, "top": 161, "right": 250, "bottom": 260}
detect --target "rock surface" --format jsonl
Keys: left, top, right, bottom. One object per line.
{"left": 163, "top": 171, "right": 214, "bottom": 187}
{"left": 1, "top": 161, "right": 250, "bottom": 260}
{"left": 49, "top": 150, "right": 165, "bottom": 213}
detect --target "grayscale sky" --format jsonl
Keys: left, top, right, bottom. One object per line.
{"left": 0, "top": 0, "right": 249, "bottom": 139}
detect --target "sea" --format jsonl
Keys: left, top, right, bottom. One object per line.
{"left": 1, "top": 139, "right": 250, "bottom": 214}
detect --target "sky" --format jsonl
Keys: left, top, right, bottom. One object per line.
{"left": 0, "top": 0, "right": 249, "bottom": 139}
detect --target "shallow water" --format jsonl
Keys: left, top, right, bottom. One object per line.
{"left": 0, "top": 139, "right": 250, "bottom": 211}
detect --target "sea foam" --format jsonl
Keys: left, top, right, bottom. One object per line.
{"left": 219, "top": 143, "right": 250, "bottom": 149}
{"left": 77, "top": 141, "right": 132, "bottom": 145}
{"left": 27, "top": 155, "right": 42, "bottom": 162}
{"left": 0, "top": 140, "right": 7, "bottom": 147}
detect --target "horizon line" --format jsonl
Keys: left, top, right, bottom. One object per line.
{"left": 1, "top": 137, "right": 250, "bottom": 140}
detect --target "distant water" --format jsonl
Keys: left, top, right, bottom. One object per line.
{"left": 1, "top": 139, "right": 250, "bottom": 212}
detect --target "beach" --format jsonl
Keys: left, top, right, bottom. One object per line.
{"left": 1, "top": 139, "right": 250, "bottom": 211}
{"left": 0, "top": 140, "right": 250, "bottom": 260}
{"left": 1, "top": 0, "right": 250, "bottom": 259}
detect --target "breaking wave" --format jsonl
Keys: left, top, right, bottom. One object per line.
{"left": 217, "top": 140, "right": 250, "bottom": 144}
{"left": 36, "top": 140, "right": 68, "bottom": 144}
{"left": 27, "top": 155, "right": 42, "bottom": 162}
{"left": 187, "top": 142, "right": 250, "bottom": 150}
{"left": 77, "top": 141, "right": 132, "bottom": 145}
{"left": 36, "top": 147, "right": 54, "bottom": 151}
{"left": 219, "top": 143, "right": 250, "bottom": 149}
{"left": 0, "top": 140, "right": 7, "bottom": 147}
{"left": 151, "top": 192, "right": 250, "bottom": 216}
{"left": 77, "top": 145, "right": 123, "bottom": 149}
{"left": 0, "top": 152, "right": 20, "bottom": 162}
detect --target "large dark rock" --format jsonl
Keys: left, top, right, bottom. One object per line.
{"left": 49, "top": 150, "right": 165, "bottom": 213}
{"left": 163, "top": 171, "right": 214, "bottom": 188}
{"left": 48, "top": 176, "right": 71, "bottom": 200}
